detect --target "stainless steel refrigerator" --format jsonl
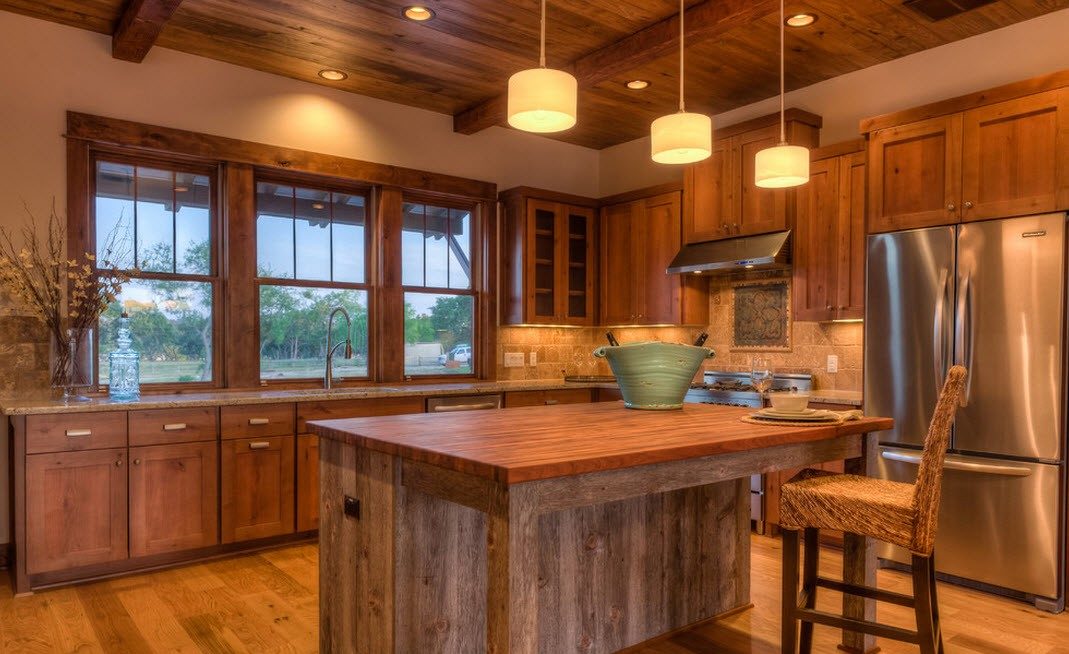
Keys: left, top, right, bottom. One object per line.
{"left": 865, "top": 213, "right": 1066, "bottom": 612}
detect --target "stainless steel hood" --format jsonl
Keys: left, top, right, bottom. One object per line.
{"left": 667, "top": 230, "right": 791, "bottom": 274}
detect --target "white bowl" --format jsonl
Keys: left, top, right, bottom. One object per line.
{"left": 769, "top": 392, "right": 810, "bottom": 412}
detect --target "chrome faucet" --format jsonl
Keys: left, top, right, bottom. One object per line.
{"left": 324, "top": 307, "right": 353, "bottom": 390}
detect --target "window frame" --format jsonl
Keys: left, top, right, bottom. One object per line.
{"left": 254, "top": 171, "right": 376, "bottom": 386}
{"left": 87, "top": 147, "right": 225, "bottom": 391}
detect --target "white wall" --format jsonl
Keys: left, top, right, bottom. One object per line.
{"left": 599, "top": 9, "right": 1069, "bottom": 197}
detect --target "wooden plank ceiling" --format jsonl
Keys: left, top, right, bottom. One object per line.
{"left": 3, "top": 0, "right": 1067, "bottom": 149}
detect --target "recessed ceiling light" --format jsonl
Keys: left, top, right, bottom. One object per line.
{"left": 318, "top": 69, "right": 348, "bottom": 81}
{"left": 402, "top": 6, "right": 435, "bottom": 21}
{"left": 174, "top": 185, "right": 189, "bottom": 193}
{"left": 785, "top": 13, "right": 817, "bottom": 27}
{"left": 311, "top": 202, "right": 326, "bottom": 210}
{"left": 625, "top": 79, "right": 650, "bottom": 90}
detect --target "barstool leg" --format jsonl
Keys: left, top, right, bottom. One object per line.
{"left": 928, "top": 552, "right": 944, "bottom": 654}
{"left": 782, "top": 528, "right": 800, "bottom": 654}
{"left": 799, "top": 528, "right": 819, "bottom": 654}
{"left": 912, "top": 554, "right": 938, "bottom": 654}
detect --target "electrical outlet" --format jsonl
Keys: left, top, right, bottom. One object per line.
{"left": 504, "top": 352, "right": 525, "bottom": 368}
{"left": 529, "top": 351, "right": 538, "bottom": 366}
{"left": 826, "top": 354, "right": 839, "bottom": 373}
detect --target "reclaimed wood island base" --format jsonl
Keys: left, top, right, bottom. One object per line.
{"left": 311, "top": 402, "right": 892, "bottom": 654}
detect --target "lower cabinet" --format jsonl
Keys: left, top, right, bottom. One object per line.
{"left": 25, "top": 448, "right": 128, "bottom": 574}
{"left": 296, "top": 434, "right": 319, "bottom": 532}
{"left": 221, "top": 435, "right": 295, "bottom": 543}
{"left": 129, "top": 441, "right": 219, "bottom": 557}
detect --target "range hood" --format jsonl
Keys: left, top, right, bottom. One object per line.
{"left": 667, "top": 230, "right": 792, "bottom": 275}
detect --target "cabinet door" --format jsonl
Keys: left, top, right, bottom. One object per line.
{"left": 26, "top": 448, "right": 127, "bottom": 574}
{"left": 868, "top": 114, "right": 963, "bottom": 233}
{"left": 525, "top": 200, "right": 561, "bottom": 323}
{"left": 221, "top": 435, "right": 295, "bottom": 543}
{"left": 599, "top": 201, "right": 635, "bottom": 324}
{"left": 296, "top": 434, "right": 319, "bottom": 532}
{"left": 738, "top": 128, "right": 790, "bottom": 237}
{"left": 961, "top": 89, "right": 1069, "bottom": 221}
{"left": 637, "top": 192, "right": 684, "bottom": 324}
{"left": 562, "top": 205, "right": 596, "bottom": 324}
{"left": 793, "top": 157, "right": 840, "bottom": 322}
{"left": 129, "top": 442, "right": 218, "bottom": 557}
{"left": 684, "top": 138, "right": 735, "bottom": 243}
{"left": 835, "top": 151, "right": 867, "bottom": 320}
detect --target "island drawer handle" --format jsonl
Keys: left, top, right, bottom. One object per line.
{"left": 544, "top": 399, "right": 559, "bottom": 405}
{"left": 249, "top": 441, "right": 271, "bottom": 450}
{"left": 163, "top": 423, "right": 187, "bottom": 432}
{"left": 248, "top": 418, "right": 271, "bottom": 426}
{"left": 65, "top": 429, "right": 92, "bottom": 438}
{"left": 433, "top": 403, "right": 498, "bottom": 413}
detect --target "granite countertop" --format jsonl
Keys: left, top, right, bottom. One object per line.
{"left": 806, "top": 390, "right": 864, "bottom": 407}
{"left": 0, "top": 379, "right": 617, "bottom": 416}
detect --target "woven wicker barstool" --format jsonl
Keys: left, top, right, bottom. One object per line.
{"left": 779, "top": 365, "right": 968, "bottom": 654}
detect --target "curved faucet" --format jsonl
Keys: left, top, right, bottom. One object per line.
{"left": 324, "top": 307, "right": 353, "bottom": 390}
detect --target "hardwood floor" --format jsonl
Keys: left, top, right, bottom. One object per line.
{"left": 1, "top": 535, "right": 1067, "bottom": 653}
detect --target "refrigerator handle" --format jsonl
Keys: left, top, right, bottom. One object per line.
{"left": 880, "top": 449, "right": 1033, "bottom": 477}
{"left": 933, "top": 268, "right": 950, "bottom": 391}
{"left": 955, "top": 273, "right": 972, "bottom": 406}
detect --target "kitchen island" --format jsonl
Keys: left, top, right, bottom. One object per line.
{"left": 311, "top": 402, "right": 892, "bottom": 654}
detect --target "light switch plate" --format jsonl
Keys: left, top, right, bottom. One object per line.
{"left": 529, "top": 351, "right": 538, "bottom": 366}
{"left": 826, "top": 354, "right": 839, "bottom": 373}
{"left": 504, "top": 352, "right": 525, "bottom": 368}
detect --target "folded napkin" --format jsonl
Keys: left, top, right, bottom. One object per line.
{"left": 828, "top": 409, "right": 864, "bottom": 421}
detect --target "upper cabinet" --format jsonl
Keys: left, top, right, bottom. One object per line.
{"left": 500, "top": 188, "right": 598, "bottom": 326}
{"left": 684, "top": 110, "right": 822, "bottom": 244}
{"left": 793, "top": 143, "right": 866, "bottom": 322}
{"left": 865, "top": 81, "right": 1069, "bottom": 233}
{"left": 600, "top": 189, "right": 708, "bottom": 326}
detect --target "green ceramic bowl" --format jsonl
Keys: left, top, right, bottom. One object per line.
{"left": 593, "top": 341, "right": 715, "bottom": 410}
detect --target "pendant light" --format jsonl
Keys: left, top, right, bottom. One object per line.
{"left": 650, "top": 0, "right": 711, "bottom": 164}
{"left": 507, "top": 0, "right": 578, "bottom": 133}
{"left": 754, "top": 0, "right": 809, "bottom": 188}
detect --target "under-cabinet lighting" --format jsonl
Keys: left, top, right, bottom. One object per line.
{"left": 626, "top": 79, "right": 650, "bottom": 90}
{"left": 403, "top": 6, "right": 436, "bottom": 21}
{"left": 831, "top": 319, "right": 864, "bottom": 324}
{"left": 318, "top": 69, "right": 348, "bottom": 81}
{"left": 786, "top": 13, "right": 817, "bottom": 27}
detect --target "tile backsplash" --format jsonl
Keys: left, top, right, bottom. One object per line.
{"left": 496, "top": 276, "right": 864, "bottom": 392}
{"left": 0, "top": 314, "right": 49, "bottom": 392}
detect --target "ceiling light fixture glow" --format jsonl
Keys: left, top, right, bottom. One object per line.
{"left": 402, "top": 6, "right": 435, "bottom": 21}
{"left": 317, "top": 69, "right": 348, "bottom": 81}
{"left": 507, "top": 0, "right": 577, "bottom": 133}
{"left": 785, "top": 13, "right": 817, "bottom": 27}
{"left": 649, "top": 0, "right": 712, "bottom": 164}
{"left": 626, "top": 79, "right": 650, "bottom": 90}
{"left": 754, "top": 0, "right": 810, "bottom": 188}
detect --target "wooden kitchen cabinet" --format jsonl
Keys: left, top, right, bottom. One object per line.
{"left": 503, "top": 388, "right": 593, "bottom": 407}
{"left": 221, "top": 435, "right": 295, "bottom": 543}
{"left": 865, "top": 81, "right": 1069, "bottom": 233}
{"left": 793, "top": 143, "right": 866, "bottom": 322}
{"left": 684, "top": 110, "right": 822, "bottom": 244}
{"left": 599, "top": 189, "right": 708, "bottom": 326}
{"left": 129, "top": 441, "right": 218, "bottom": 557}
{"left": 25, "top": 448, "right": 128, "bottom": 574}
{"left": 499, "top": 187, "right": 598, "bottom": 326}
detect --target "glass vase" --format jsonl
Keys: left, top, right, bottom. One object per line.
{"left": 50, "top": 328, "right": 95, "bottom": 402}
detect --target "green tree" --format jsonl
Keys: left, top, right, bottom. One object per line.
{"left": 429, "top": 296, "right": 472, "bottom": 352}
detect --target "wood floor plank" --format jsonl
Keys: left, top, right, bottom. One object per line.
{"left": 1, "top": 535, "right": 1068, "bottom": 653}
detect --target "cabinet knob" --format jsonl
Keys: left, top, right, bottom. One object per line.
{"left": 133, "top": 458, "right": 141, "bottom": 465}
{"left": 947, "top": 203, "right": 956, "bottom": 212}
{"left": 826, "top": 304, "right": 833, "bottom": 310}
{"left": 964, "top": 201, "right": 973, "bottom": 209}
{"left": 115, "top": 459, "right": 123, "bottom": 467}
{"left": 733, "top": 223, "right": 740, "bottom": 233}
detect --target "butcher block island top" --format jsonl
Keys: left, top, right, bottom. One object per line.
{"left": 310, "top": 402, "right": 893, "bottom": 483}
{"left": 311, "top": 403, "right": 892, "bottom": 654}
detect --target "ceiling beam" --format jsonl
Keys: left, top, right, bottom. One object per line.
{"left": 453, "top": 0, "right": 778, "bottom": 136}
{"left": 112, "top": 0, "right": 184, "bottom": 62}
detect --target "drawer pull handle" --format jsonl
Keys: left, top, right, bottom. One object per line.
{"left": 544, "top": 399, "right": 559, "bottom": 405}
{"left": 248, "top": 418, "right": 270, "bottom": 426}
{"left": 65, "top": 429, "right": 92, "bottom": 438}
{"left": 433, "top": 402, "right": 498, "bottom": 413}
{"left": 249, "top": 441, "right": 271, "bottom": 450}
{"left": 163, "top": 423, "right": 187, "bottom": 431}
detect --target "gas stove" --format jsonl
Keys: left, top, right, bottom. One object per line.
{"left": 684, "top": 370, "right": 813, "bottom": 408}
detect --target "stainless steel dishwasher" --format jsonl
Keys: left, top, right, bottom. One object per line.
{"left": 426, "top": 394, "right": 502, "bottom": 413}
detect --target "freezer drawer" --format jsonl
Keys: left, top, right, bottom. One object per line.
{"left": 878, "top": 446, "right": 1061, "bottom": 601}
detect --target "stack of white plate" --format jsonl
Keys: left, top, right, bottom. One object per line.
{"left": 751, "top": 407, "right": 839, "bottom": 423}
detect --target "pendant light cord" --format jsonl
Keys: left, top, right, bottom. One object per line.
{"left": 678, "top": 0, "right": 685, "bottom": 113}
{"left": 539, "top": 0, "right": 547, "bottom": 68}
{"left": 778, "top": 0, "right": 786, "bottom": 143}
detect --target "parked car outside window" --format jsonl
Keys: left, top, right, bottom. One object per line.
{"left": 438, "top": 344, "right": 471, "bottom": 365}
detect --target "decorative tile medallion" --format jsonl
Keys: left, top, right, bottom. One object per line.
{"left": 732, "top": 281, "right": 790, "bottom": 351}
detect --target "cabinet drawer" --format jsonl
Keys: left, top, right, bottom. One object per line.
{"left": 129, "top": 407, "right": 218, "bottom": 446}
{"left": 504, "top": 388, "right": 592, "bottom": 408}
{"left": 25, "top": 412, "right": 128, "bottom": 454}
{"left": 220, "top": 403, "right": 295, "bottom": 440}
{"left": 297, "top": 396, "right": 424, "bottom": 432}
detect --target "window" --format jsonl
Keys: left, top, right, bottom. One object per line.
{"left": 93, "top": 158, "right": 218, "bottom": 385}
{"left": 402, "top": 201, "right": 475, "bottom": 376}
{"left": 256, "top": 181, "right": 370, "bottom": 381}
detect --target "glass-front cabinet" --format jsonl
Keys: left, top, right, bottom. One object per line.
{"left": 499, "top": 188, "right": 596, "bottom": 326}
